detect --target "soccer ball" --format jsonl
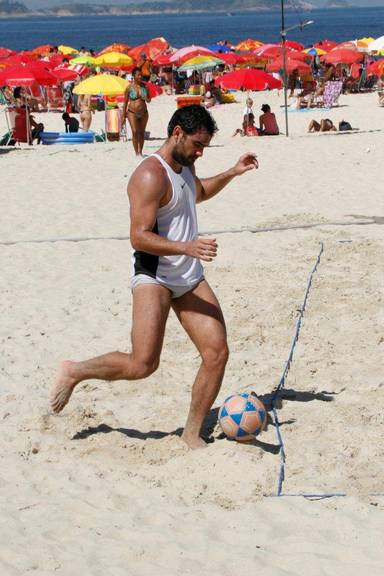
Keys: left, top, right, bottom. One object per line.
{"left": 218, "top": 392, "right": 267, "bottom": 442}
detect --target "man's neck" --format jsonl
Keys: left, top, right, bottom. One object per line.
{"left": 157, "top": 142, "right": 182, "bottom": 174}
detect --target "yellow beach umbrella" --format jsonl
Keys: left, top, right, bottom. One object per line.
{"left": 69, "top": 55, "right": 96, "bottom": 66}
{"left": 58, "top": 44, "right": 78, "bottom": 55}
{"left": 73, "top": 74, "right": 128, "bottom": 96}
{"left": 178, "top": 55, "right": 224, "bottom": 71}
{"left": 94, "top": 51, "right": 134, "bottom": 67}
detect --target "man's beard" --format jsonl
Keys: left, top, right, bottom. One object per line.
{"left": 171, "top": 144, "right": 195, "bottom": 167}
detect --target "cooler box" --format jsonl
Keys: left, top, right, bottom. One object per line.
{"left": 176, "top": 96, "right": 203, "bottom": 109}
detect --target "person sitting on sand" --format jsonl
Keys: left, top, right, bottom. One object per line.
{"left": 62, "top": 112, "right": 79, "bottom": 133}
{"left": 258, "top": 104, "right": 279, "bottom": 135}
{"left": 308, "top": 118, "right": 337, "bottom": 133}
{"left": 233, "top": 113, "right": 258, "bottom": 137}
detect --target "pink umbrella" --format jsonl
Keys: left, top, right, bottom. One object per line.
{"left": 215, "top": 68, "right": 283, "bottom": 91}
{"left": 170, "top": 45, "right": 216, "bottom": 65}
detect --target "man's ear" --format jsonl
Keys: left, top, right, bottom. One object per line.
{"left": 172, "top": 125, "right": 183, "bottom": 142}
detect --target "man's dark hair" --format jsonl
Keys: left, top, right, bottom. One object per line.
{"left": 132, "top": 67, "right": 141, "bottom": 76}
{"left": 167, "top": 105, "right": 218, "bottom": 138}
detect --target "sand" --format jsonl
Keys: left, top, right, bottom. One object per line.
{"left": 1, "top": 89, "right": 383, "bottom": 575}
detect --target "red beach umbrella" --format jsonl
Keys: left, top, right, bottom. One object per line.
{"left": 215, "top": 68, "right": 283, "bottom": 91}
{"left": 98, "top": 43, "right": 131, "bottom": 55}
{"left": 235, "top": 39, "right": 264, "bottom": 51}
{"left": 0, "top": 47, "right": 15, "bottom": 59}
{"left": 129, "top": 37, "right": 169, "bottom": 60}
{"left": 367, "top": 59, "right": 384, "bottom": 76}
{"left": 284, "top": 40, "right": 304, "bottom": 51}
{"left": 0, "top": 65, "right": 57, "bottom": 87}
{"left": 51, "top": 68, "right": 80, "bottom": 81}
{"left": 218, "top": 52, "right": 243, "bottom": 66}
{"left": 152, "top": 53, "right": 175, "bottom": 66}
{"left": 267, "top": 58, "right": 311, "bottom": 74}
{"left": 314, "top": 40, "right": 338, "bottom": 52}
{"left": 31, "top": 44, "right": 54, "bottom": 56}
{"left": 321, "top": 49, "right": 363, "bottom": 64}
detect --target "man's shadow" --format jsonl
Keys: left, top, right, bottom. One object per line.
{"left": 72, "top": 387, "right": 337, "bottom": 455}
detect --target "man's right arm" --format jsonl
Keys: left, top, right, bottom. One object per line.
{"left": 128, "top": 163, "right": 217, "bottom": 262}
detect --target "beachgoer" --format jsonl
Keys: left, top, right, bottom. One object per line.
{"left": 122, "top": 67, "right": 151, "bottom": 156}
{"left": 137, "top": 52, "right": 152, "bottom": 82}
{"left": 243, "top": 96, "right": 254, "bottom": 120}
{"left": 62, "top": 112, "right": 79, "bottom": 133}
{"left": 308, "top": 118, "right": 337, "bottom": 132}
{"left": 259, "top": 104, "right": 279, "bottom": 135}
{"left": 233, "top": 113, "right": 258, "bottom": 137}
{"left": 12, "top": 87, "right": 44, "bottom": 143}
{"left": 49, "top": 105, "right": 259, "bottom": 449}
{"left": 77, "top": 93, "right": 93, "bottom": 131}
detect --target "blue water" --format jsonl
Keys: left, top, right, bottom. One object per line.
{"left": 0, "top": 7, "right": 383, "bottom": 52}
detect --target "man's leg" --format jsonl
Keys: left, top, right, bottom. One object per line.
{"left": 50, "top": 284, "right": 171, "bottom": 413}
{"left": 172, "top": 280, "right": 229, "bottom": 449}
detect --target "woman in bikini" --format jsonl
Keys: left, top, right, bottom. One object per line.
{"left": 122, "top": 67, "right": 151, "bottom": 156}
{"left": 77, "top": 93, "right": 93, "bottom": 131}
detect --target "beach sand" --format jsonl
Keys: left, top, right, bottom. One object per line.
{"left": 1, "top": 90, "right": 383, "bottom": 575}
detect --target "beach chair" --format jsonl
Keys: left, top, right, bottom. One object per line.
{"left": 4, "top": 107, "right": 32, "bottom": 145}
{"left": 320, "top": 80, "right": 343, "bottom": 108}
{"left": 45, "top": 86, "right": 65, "bottom": 112}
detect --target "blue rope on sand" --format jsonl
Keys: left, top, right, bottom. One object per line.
{"left": 270, "top": 242, "right": 324, "bottom": 496}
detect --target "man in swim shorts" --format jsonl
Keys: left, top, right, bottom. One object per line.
{"left": 50, "top": 105, "right": 258, "bottom": 449}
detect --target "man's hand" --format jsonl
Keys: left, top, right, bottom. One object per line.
{"left": 185, "top": 238, "right": 218, "bottom": 262}
{"left": 232, "top": 153, "right": 259, "bottom": 175}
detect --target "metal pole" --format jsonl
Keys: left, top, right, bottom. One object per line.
{"left": 281, "top": 0, "right": 289, "bottom": 137}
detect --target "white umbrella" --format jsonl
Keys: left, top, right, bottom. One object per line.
{"left": 368, "top": 35, "right": 384, "bottom": 53}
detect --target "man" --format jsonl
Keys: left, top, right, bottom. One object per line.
{"left": 62, "top": 112, "right": 79, "bottom": 133}
{"left": 137, "top": 52, "right": 152, "bottom": 82}
{"left": 50, "top": 105, "right": 258, "bottom": 449}
{"left": 258, "top": 104, "right": 279, "bottom": 136}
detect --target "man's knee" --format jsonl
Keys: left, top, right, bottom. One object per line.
{"left": 201, "top": 342, "right": 229, "bottom": 370}
{"left": 131, "top": 355, "right": 160, "bottom": 379}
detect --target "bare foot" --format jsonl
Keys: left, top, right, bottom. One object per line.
{"left": 49, "top": 360, "right": 78, "bottom": 413}
{"left": 181, "top": 432, "right": 208, "bottom": 450}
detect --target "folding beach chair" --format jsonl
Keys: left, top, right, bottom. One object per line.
{"left": 45, "top": 86, "right": 65, "bottom": 111}
{"left": 4, "top": 106, "right": 32, "bottom": 145}
{"left": 320, "top": 80, "right": 343, "bottom": 108}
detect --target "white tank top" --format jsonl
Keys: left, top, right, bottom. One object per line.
{"left": 132, "top": 153, "right": 204, "bottom": 287}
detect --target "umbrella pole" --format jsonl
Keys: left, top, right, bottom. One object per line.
{"left": 281, "top": 0, "right": 289, "bottom": 137}
{"left": 104, "top": 95, "right": 107, "bottom": 144}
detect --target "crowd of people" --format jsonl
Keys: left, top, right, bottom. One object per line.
{"left": 1, "top": 41, "right": 382, "bottom": 151}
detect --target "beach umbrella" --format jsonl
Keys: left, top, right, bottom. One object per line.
{"left": 266, "top": 58, "right": 311, "bottom": 74}
{"left": 206, "top": 44, "right": 233, "bottom": 53}
{"left": 303, "top": 47, "right": 326, "bottom": 56}
{"left": 215, "top": 68, "right": 283, "bottom": 91}
{"left": 152, "top": 53, "right": 175, "bottom": 66}
{"left": 367, "top": 59, "right": 384, "bottom": 76}
{"left": 284, "top": 40, "right": 304, "bottom": 51}
{"left": 218, "top": 52, "right": 243, "bottom": 66}
{"left": 129, "top": 37, "right": 169, "bottom": 60}
{"left": 0, "top": 64, "right": 57, "bottom": 87}
{"left": 73, "top": 74, "right": 128, "bottom": 96}
{"left": 31, "top": 44, "right": 54, "bottom": 56}
{"left": 178, "top": 55, "right": 224, "bottom": 72}
{"left": 0, "top": 52, "right": 35, "bottom": 67}
{"left": 67, "top": 64, "right": 90, "bottom": 76}
{"left": 235, "top": 39, "right": 263, "bottom": 51}
{"left": 334, "top": 41, "right": 358, "bottom": 51}
{"left": 51, "top": 68, "right": 80, "bottom": 82}
{"left": 94, "top": 52, "right": 134, "bottom": 68}
{"left": 0, "top": 47, "right": 15, "bottom": 59}
{"left": 98, "top": 43, "right": 131, "bottom": 55}
{"left": 321, "top": 49, "right": 363, "bottom": 64}
{"left": 58, "top": 45, "right": 78, "bottom": 56}
{"left": 368, "top": 35, "right": 384, "bottom": 53}
{"left": 253, "top": 44, "right": 297, "bottom": 59}
{"left": 169, "top": 45, "right": 216, "bottom": 65}
{"left": 69, "top": 55, "right": 96, "bottom": 66}
{"left": 314, "top": 40, "right": 337, "bottom": 52}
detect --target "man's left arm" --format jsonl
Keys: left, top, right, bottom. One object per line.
{"left": 196, "top": 153, "right": 258, "bottom": 203}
